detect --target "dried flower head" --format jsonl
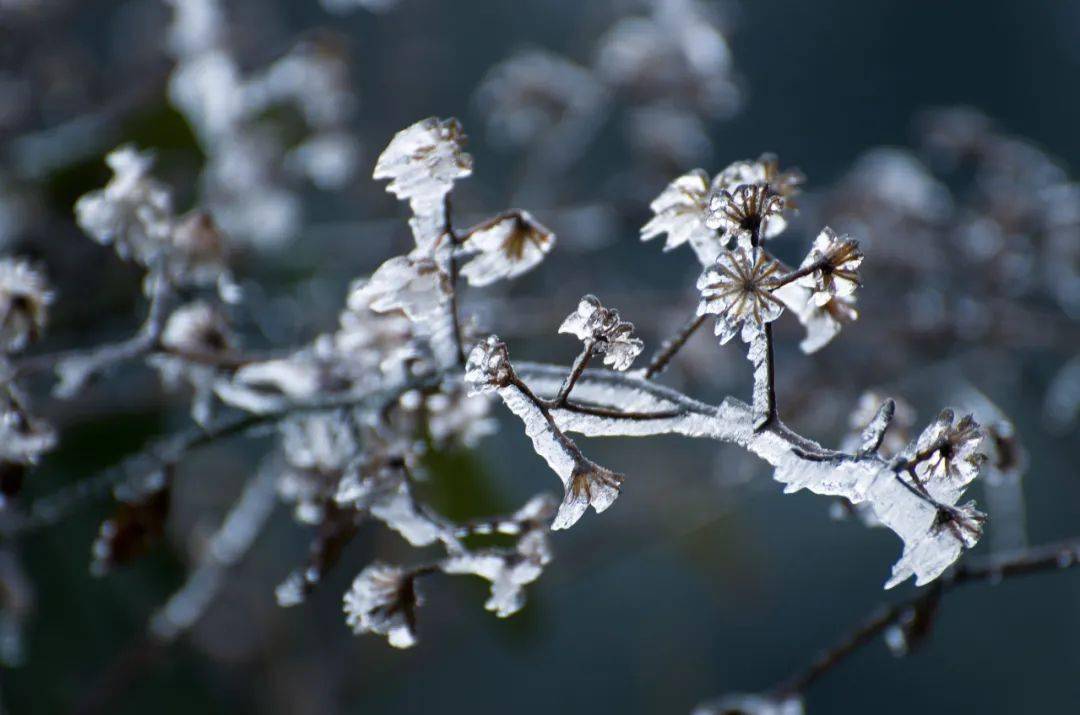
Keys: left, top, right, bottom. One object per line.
{"left": 352, "top": 255, "right": 451, "bottom": 322}
{"left": 797, "top": 227, "right": 863, "bottom": 305}
{"left": 713, "top": 153, "right": 804, "bottom": 204}
{"left": 0, "top": 258, "right": 52, "bottom": 353}
{"left": 343, "top": 563, "right": 423, "bottom": 648}
{"left": 908, "top": 409, "right": 987, "bottom": 489}
{"left": 160, "top": 301, "right": 234, "bottom": 357}
{"left": 75, "top": 145, "right": 174, "bottom": 265}
{"left": 168, "top": 210, "right": 228, "bottom": 285}
{"left": 641, "top": 169, "right": 723, "bottom": 265}
{"left": 90, "top": 470, "right": 171, "bottom": 577}
{"left": 706, "top": 184, "right": 786, "bottom": 245}
{"left": 464, "top": 336, "right": 513, "bottom": 393}
{"left": 697, "top": 246, "right": 784, "bottom": 344}
{"left": 558, "top": 295, "right": 643, "bottom": 370}
{"left": 459, "top": 211, "right": 555, "bottom": 287}
{"left": 373, "top": 117, "right": 473, "bottom": 209}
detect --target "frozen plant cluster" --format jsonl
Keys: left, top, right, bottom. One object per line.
{"left": 0, "top": 113, "right": 1005, "bottom": 683}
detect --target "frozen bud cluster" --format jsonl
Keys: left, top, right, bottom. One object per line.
{"left": 343, "top": 563, "right": 422, "bottom": 648}
{"left": 75, "top": 146, "right": 230, "bottom": 287}
{"left": 0, "top": 258, "right": 51, "bottom": 353}
{"left": 694, "top": 693, "right": 804, "bottom": 715}
{"left": 697, "top": 246, "right": 784, "bottom": 344}
{"left": 464, "top": 336, "right": 513, "bottom": 393}
{"left": 459, "top": 211, "right": 555, "bottom": 287}
{"left": 558, "top": 295, "right": 643, "bottom": 370}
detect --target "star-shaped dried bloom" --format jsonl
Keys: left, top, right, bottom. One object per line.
{"left": 558, "top": 295, "right": 643, "bottom": 370}
{"left": 373, "top": 117, "right": 473, "bottom": 210}
{"left": 641, "top": 169, "right": 723, "bottom": 265}
{"left": 464, "top": 336, "right": 513, "bottom": 394}
{"left": 0, "top": 258, "right": 52, "bottom": 353}
{"left": 796, "top": 227, "right": 863, "bottom": 306}
{"left": 705, "top": 184, "right": 786, "bottom": 245}
{"left": 343, "top": 563, "right": 422, "bottom": 648}
{"left": 908, "top": 409, "right": 987, "bottom": 489}
{"left": 351, "top": 255, "right": 451, "bottom": 322}
{"left": 459, "top": 211, "right": 555, "bottom": 287}
{"left": 697, "top": 247, "right": 784, "bottom": 344}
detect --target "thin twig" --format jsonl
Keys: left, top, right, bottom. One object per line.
{"left": 544, "top": 341, "right": 594, "bottom": 407}
{"left": 643, "top": 312, "right": 707, "bottom": 379}
{"left": 772, "top": 538, "right": 1080, "bottom": 697}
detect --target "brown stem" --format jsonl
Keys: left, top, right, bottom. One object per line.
{"left": 545, "top": 342, "right": 594, "bottom": 407}
{"left": 643, "top": 312, "right": 707, "bottom": 379}
{"left": 772, "top": 538, "right": 1080, "bottom": 697}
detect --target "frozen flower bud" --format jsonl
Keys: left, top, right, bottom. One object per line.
{"left": 641, "top": 169, "right": 723, "bottom": 265}
{"left": 279, "top": 413, "right": 359, "bottom": 524}
{"left": 558, "top": 295, "right": 643, "bottom": 370}
{"left": 907, "top": 409, "right": 987, "bottom": 489}
{"left": 932, "top": 501, "right": 987, "bottom": 549}
{"left": 91, "top": 471, "right": 171, "bottom": 577}
{"left": 459, "top": 211, "right": 555, "bottom": 287}
{"left": 343, "top": 563, "right": 423, "bottom": 648}
{"left": 552, "top": 464, "right": 622, "bottom": 531}
{"left": 0, "top": 258, "right": 52, "bottom": 353}
{"left": 351, "top": 255, "right": 451, "bottom": 323}
{"left": 160, "top": 301, "right": 234, "bottom": 357}
{"left": 705, "top": 184, "right": 786, "bottom": 245}
{"left": 796, "top": 227, "right": 863, "bottom": 306}
{"left": 697, "top": 246, "right": 784, "bottom": 344}
{"left": 168, "top": 210, "right": 228, "bottom": 285}
{"left": 464, "top": 336, "right": 513, "bottom": 394}
{"left": 75, "top": 145, "right": 174, "bottom": 265}
{"left": 373, "top": 117, "right": 473, "bottom": 210}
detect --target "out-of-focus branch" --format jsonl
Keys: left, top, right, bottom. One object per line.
{"left": 771, "top": 538, "right": 1080, "bottom": 698}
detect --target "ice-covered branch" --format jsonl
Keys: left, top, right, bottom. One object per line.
{"left": 514, "top": 362, "right": 985, "bottom": 588}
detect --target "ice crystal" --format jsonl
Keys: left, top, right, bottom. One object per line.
{"left": 641, "top": 169, "right": 722, "bottom": 265}
{"left": 370, "top": 483, "right": 444, "bottom": 547}
{"left": 343, "top": 563, "right": 422, "bottom": 648}
{"left": 278, "top": 413, "right": 358, "bottom": 524}
{"left": 458, "top": 211, "right": 555, "bottom": 287}
{"left": 558, "top": 295, "right": 643, "bottom": 371}
{"left": 351, "top": 255, "right": 451, "bottom": 322}
{"left": 0, "top": 258, "right": 51, "bottom": 353}
{"left": 697, "top": 246, "right": 784, "bottom": 344}
{"left": 705, "top": 184, "right": 785, "bottom": 246}
{"left": 796, "top": 227, "right": 863, "bottom": 306}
